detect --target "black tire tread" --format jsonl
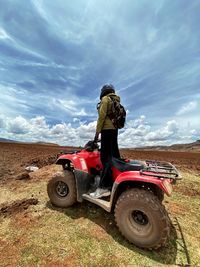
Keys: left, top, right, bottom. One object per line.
{"left": 47, "top": 170, "right": 76, "bottom": 208}
{"left": 114, "top": 188, "right": 170, "bottom": 249}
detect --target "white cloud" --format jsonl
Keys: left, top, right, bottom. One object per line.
{"left": 119, "top": 118, "right": 180, "bottom": 147}
{"left": 0, "top": 28, "right": 10, "bottom": 40}
{"left": 50, "top": 123, "right": 77, "bottom": 140}
{"left": 73, "top": 118, "right": 79, "bottom": 123}
{"left": 129, "top": 115, "right": 147, "bottom": 128}
{"left": 190, "top": 129, "right": 197, "bottom": 135}
{"left": 78, "top": 121, "right": 96, "bottom": 140}
{"left": 51, "top": 123, "right": 67, "bottom": 135}
{"left": 32, "top": 0, "right": 50, "bottom": 22}
{"left": 0, "top": 116, "right": 5, "bottom": 129}
{"left": 30, "top": 116, "right": 49, "bottom": 129}
{"left": 145, "top": 120, "right": 178, "bottom": 141}
{"left": 0, "top": 115, "right": 198, "bottom": 147}
{"left": 0, "top": 115, "right": 95, "bottom": 145}
{"left": 177, "top": 101, "right": 198, "bottom": 115}
{"left": 8, "top": 116, "right": 29, "bottom": 134}
{"left": 53, "top": 98, "right": 88, "bottom": 116}
{"left": 76, "top": 108, "right": 87, "bottom": 116}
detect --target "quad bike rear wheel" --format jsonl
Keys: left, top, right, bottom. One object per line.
{"left": 47, "top": 170, "right": 76, "bottom": 208}
{"left": 115, "top": 188, "right": 170, "bottom": 249}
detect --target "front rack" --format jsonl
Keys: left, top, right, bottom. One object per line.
{"left": 141, "top": 160, "right": 182, "bottom": 180}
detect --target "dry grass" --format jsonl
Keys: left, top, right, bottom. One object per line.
{"left": 0, "top": 166, "right": 200, "bottom": 267}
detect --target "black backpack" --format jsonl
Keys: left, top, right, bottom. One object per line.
{"left": 108, "top": 97, "right": 126, "bottom": 129}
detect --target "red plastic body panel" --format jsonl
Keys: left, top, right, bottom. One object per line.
{"left": 57, "top": 149, "right": 172, "bottom": 196}
{"left": 57, "top": 150, "right": 102, "bottom": 174}
{"left": 112, "top": 167, "right": 171, "bottom": 196}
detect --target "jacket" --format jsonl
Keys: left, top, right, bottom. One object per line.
{"left": 96, "top": 93, "right": 120, "bottom": 133}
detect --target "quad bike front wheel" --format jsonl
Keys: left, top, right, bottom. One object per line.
{"left": 47, "top": 170, "right": 77, "bottom": 208}
{"left": 115, "top": 188, "right": 170, "bottom": 249}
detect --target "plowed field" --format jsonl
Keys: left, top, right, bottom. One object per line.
{"left": 121, "top": 149, "right": 200, "bottom": 173}
{"left": 0, "top": 142, "right": 76, "bottom": 183}
{"left": 1, "top": 142, "right": 199, "bottom": 184}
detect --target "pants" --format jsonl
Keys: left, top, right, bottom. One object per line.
{"left": 99, "top": 129, "right": 120, "bottom": 189}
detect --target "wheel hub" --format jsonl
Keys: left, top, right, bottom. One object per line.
{"left": 132, "top": 210, "right": 149, "bottom": 226}
{"left": 56, "top": 181, "right": 69, "bottom": 197}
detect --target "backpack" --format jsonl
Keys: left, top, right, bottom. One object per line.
{"left": 108, "top": 97, "right": 126, "bottom": 129}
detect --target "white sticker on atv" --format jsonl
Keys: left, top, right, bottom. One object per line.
{"left": 80, "top": 158, "right": 88, "bottom": 171}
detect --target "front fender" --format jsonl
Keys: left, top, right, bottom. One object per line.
{"left": 56, "top": 154, "right": 88, "bottom": 172}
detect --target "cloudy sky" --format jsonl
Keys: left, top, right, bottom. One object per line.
{"left": 0, "top": 0, "right": 199, "bottom": 147}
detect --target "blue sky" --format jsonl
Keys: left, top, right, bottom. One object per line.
{"left": 0, "top": 0, "right": 199, "bottom": 147}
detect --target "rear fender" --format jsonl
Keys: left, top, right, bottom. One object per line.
{"left": 114, "top": 171, "right": 170, "bottom": 194}
{"left": 110, "top": 171, "right": 171, "bottom": 209}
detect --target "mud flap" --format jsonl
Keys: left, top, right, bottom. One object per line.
{"left": 74, "top": 169, "right": 93, "bottom": 202}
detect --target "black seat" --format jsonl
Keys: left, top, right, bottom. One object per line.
{"left": 112, "top": 158, "right": 146, "bottom": 172}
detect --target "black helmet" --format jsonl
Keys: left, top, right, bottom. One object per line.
{"left": 100, "top": 84, "right": 115, "bottom": 99}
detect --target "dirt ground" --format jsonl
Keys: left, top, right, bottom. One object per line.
{"left": 0, "top": 142, "right": 77, "bottom": 183}
{"left": 0, "top": 141, "right": 200, "bottom": 220}
{"left": 1, "top": 142, "right": 200, "bottom": 184}
{"left": 0, "top": 142, "right": 200, "bottom": 266}
{"left": 121, "top": 149, "right": 200, "bottom": 174}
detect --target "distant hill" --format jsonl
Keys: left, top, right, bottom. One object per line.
{"left": 134, "top": 140, "right": 200, "bottom": 152}
{"left": 1, "top": 137, "right": 200, "bottom": 152}
{"left": 0, "top": 138, "right": 59, "bottom": 146}
{"left": 35, "top": 141, "right": 59, "bottom": 146}
{"left": 0, "top": 138, "right": 18, "bottom": 143}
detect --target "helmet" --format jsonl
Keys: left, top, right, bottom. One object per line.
{"left": 100, "top": 84, "right": 115, "bottom": 99}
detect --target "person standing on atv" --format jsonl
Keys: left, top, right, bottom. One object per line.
{"left": 90, "top": 84, "right": 121, "bottom": 198}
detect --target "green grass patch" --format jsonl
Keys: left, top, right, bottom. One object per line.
{"left": 0, "top": 170, "right": 199, "bottom": 266}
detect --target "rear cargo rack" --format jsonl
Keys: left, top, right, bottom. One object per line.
{"left": 141, "top": 160, "right": 182, "bottom": 180}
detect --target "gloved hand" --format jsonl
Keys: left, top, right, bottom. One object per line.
{"left": 94, "top": 132, "right": 99, "bottom": 142}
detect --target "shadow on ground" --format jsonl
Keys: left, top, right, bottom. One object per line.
{"left": 46, "top": 201, "right": 191, "bottom": 265}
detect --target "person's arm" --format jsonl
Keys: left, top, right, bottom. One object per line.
{"left": 96, "top": 96, "right": 108, "bottom": 134}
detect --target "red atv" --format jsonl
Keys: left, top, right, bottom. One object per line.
{"left": 47, "top": 141, "right": 182, "bottom": 249}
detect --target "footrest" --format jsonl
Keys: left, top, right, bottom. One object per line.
{"left": 82, "top": 194, "right": 111, "bottom": 212}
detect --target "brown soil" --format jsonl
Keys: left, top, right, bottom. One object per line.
{"left": 0, "top": 142, "right": 199, "bottom": 266}
{"left": 0, "top": 198, "right": 38, "bottom": 217}
{"left": 0, "top": 142, "right": 200, "bottom": 200}
{"left": 1, "top": 142, "right": 200, "bottom": 184}
{"left": 0, "top": 141, "right": 77, "bottom": 183}
{"left": 121, "top": 149, "right": 200, "bottom": 173}
{"left": 174, "top": 184, "right": 200, "bottom": 197}
{"left": 167, "top": 202, "right": 189, "bottom": 216}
